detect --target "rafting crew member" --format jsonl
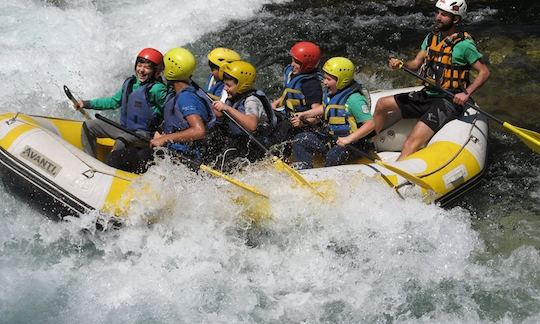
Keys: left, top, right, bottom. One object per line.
{"left": 208, "top": 60, "right": 277, "bottom": 170}
{"left": 205, "top": 47, "right": 241, "bottom": 101}
{"left": 373, "top": 0, "right": 490, "bottom": 160}
{"left": 292, "top": 57, "right": 374, "bottom": 169}
{"left": 150, "top": 47, "right": 215, "bottom": 165}
{"left": 271, "top": 41, "right": 325, "bottom": 153}
{"left": 74, "top": 48, "right": 167, "bottom": 172}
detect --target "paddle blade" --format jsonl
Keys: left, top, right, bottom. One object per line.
{"left": 502, "top": 122, "right": 540, "bottom": 154}
{"left": 375, "top": 160, "right": 434, "bottom": 191}
{"left": 63, "top": 85, "right": 91, "bottom": 120}
{"left": 232, "top": 194, "right": 272, "bottom": 223}
{"left": 199, "top": 164, "right": 268, "bottom": 198}
{"left": 272, "top": 156, "right": 326, "bottom": 199}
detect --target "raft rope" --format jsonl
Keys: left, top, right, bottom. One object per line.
{"left": 374, "top": 111, "right": 479, "bottom": 200}
{"left": 364, "top": 163, "right": 405, "bottom": 200}
{"left": 9, "top": 114, "right": 135, "bottom": 182}
{"left": 415, "top": 113, "right": 479, "bottom": 179}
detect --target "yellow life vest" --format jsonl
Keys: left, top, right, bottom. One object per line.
{"left": 421, "top": 32, "right": 473, "bottom": 92}
{"left": 323, "top": 83, "right": 364, "bottom": 137}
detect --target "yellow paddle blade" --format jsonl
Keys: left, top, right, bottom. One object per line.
{"left": 272, "top": 156, "right": 326, "bottom": 199}
{"left": 503, "top": 122, "right": 540, "bottom": 154}
{"left": 199, "top": 164, "right": 268, "bottom": 198}
{"left": 232, "top": 194, "right": 272, "bottom": 223}
{"left": 309, "top": 179, "right": 336, "bottom": 202}
{"left": 375, "top": 160, "right": 434, "bottom": 191}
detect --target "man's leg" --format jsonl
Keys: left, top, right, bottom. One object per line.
{"left": 373, "top": 95, "right": 401, "bottom": 134}
{"left": 397, "top": 121, "right": 434, "bottom": 160}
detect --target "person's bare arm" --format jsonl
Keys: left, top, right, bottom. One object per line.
{"left": 453, "top": 60, "right": 490, "bottom": 105}
{"left": 389, "top": 50, "right": 427, "bottom": 71}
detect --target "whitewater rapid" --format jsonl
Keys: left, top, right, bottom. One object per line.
{"left": 1, "top": 0, "right": 539, "bottom": 323}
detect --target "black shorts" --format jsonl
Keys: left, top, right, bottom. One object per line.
{"left": 394, "top": 90, "right": 464, "bottom": 132}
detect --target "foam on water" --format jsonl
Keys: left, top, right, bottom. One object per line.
{"left": 1, "top": 0, "right": 539, "bottom": 322}
{"left": 3, "top": 157, "right": 539, "bottom": 322}
{"left": 0, "top": 0, "right": 288, "bottom": 115}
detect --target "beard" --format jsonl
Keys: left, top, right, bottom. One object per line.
{"left": 434, "top": 19, "right": 454, "bottom": 33}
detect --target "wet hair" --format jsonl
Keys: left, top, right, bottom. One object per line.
{"left": 222, "top": 73, "right": 238, "bottom": 84}
{"left": 136, "top": 57, "right": 158, "bottom": 70}
{"left": 208, "top": 61, "right": 219, "bottom": 70}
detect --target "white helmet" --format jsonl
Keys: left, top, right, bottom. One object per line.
{"left": 436, "top": 0, "right": 467, "bottom": 19}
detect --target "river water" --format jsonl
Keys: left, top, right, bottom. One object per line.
{"left": 0, "top": 0, "right": 539, "bottom": 323}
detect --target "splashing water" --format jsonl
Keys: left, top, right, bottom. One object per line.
{"left": 1, "top": 0, "right": 539, "bottom": 322}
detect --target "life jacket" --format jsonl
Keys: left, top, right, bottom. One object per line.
{"left": 323, "top": 81, "right": 369, "bottom": 137}
{"left": 120, "top": 76, "right": 161, "bottom": 132}
{"left": 162, "top": 85, "right": 216, "bottom": 135}
{"left": 226, "top": 90, "right": 277, "bottom": 137}
{"left": 278, "top": 64, "right": 323, "bottom": 115}
{"left": 421, "top": 31, "right": 473, "bottom": 92}
{"left": 205, "top": 74, "right": 223, "bottom": 101}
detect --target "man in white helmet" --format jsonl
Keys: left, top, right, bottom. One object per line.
{"left": 373, "top": 0, "right": 490, "bottom": 160}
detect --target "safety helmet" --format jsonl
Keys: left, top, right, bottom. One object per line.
{"left": 163, "top": 47, "right": 196, "bottom": 82}
{"left": 208, "top": 47, "right": 241, "bottom": 68}
{"left": 137, "top": 48, "right": 163, "bottom": 66}
{"left": 219, "top": 60, "right": 256, "bottom": 94}
{"left": 290, "top": 41, "right": 321, "bottom": 73}
{"left": 435, "top": 0, "right": 467, "bottom": 19}
{"left": 136, "top": 48, "right": 164, "bottom": 72}
{"left": 322, "top": 57, "right": 355, "bottom": 90}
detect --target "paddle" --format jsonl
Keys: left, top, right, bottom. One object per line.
{"left": 94, "top": 113, "right": 268, "bottom": 198}
{"left": 221, "top": 109, "right": 325, "bottom": 199}
{"left": 63, "top": 85, "right": 92, "bottom": 120}
{"left": 345, "top": 144, "right": 434, "bottom": 191}
{"left": 401, "top": 67, "right": 540, "bottom": 154}
{"left": 193, "top": 81, "right": 326, "bottom": 199}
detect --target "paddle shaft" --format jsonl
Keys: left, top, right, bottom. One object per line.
{"left": 191, "top": 81, "right": 325, "bottom": 198}
{"left": 345, "top": 144, "right": 434, "bottom": 190}
{"left": 401, "top": 67, "right": 504, "bottom": 125}
{"left": 63, "top": 85, "right": 92, "bottom": 120}
{"left": 95, "top": 114, "right": 268, "bottom": 198}
{"left": 403, "top": 67, "right": 540, "bottom": 154}
{"left": 191, "top": 81, "right": 271, "bottom": 154}
{"left": 96, "top": 113, "right": 149, "bottom": 141}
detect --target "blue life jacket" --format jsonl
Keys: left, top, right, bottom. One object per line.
{"left": 162, "top": 85, "right": 216, "bottom": 157}
{"left": 323, "top": 81, "right": 367, "bottom": 137}
{"left": 226, "top": 90, "right": 277, "bottom": 137}
{"left": 205, "top": 74, "right": 224, "bottom": 100}
{"left": 279, "top": 64, "right": 323, "bottom": 115}
{"left": 120, "top": 76, "right": 161, "bottom": 132}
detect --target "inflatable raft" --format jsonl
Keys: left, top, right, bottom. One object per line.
{"left": 300, "top": 86, "right": 489, "bottom": 205}
{"left": 0, "top": 86, "right": 488, "bottom": 221}
{"left": 0, "top": 112, "right": 138, "bottom": 220}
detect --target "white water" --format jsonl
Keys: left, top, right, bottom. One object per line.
{"left": 1, "top": 0, "right": 539, "bottom": 323}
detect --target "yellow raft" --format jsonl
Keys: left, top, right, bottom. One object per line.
{"left": 299, "top": 86, "right": 488, "bottom": 205}
{"left": 0, "top": 86, "right": 488, "bottom": 221}
{"left": 0, "top": 112, "right": 138, "bottom": 219}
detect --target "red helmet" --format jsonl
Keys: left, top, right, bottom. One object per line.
{"left": 289, "top": 41, "right": 321, "bottom": 73}
{"left": 137, "top": 48, "right": 163, "bottom": 67}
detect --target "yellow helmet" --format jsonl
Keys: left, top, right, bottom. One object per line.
{"left": 219, "top": 60, "right": 256, "bottom": 94}
{"left": 322, "top": 57, "right": 355, "bottom": 90}
{"left": 163, "top": 47, "right": 196, "bottom": 81}
{"left": 207, "top": 47, "right": 241, "bottom": 68}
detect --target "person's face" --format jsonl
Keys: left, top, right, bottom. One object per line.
{"left": 323, "top": 73, "right": 338, "bottom": 94}
{"left": 211, "top": 66, "right": 220, "bottom": 78}
{"left": 291, "top": 57, "right": 302, "bottom": 74}
{"left": 135, "top": 62, "right": 154, "bottom": 82}
{"left": 223, "top": 79, "right": 238, "bottom": 97}
{"left": 434, "top": 9, "right": 456, "bottom": 32}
